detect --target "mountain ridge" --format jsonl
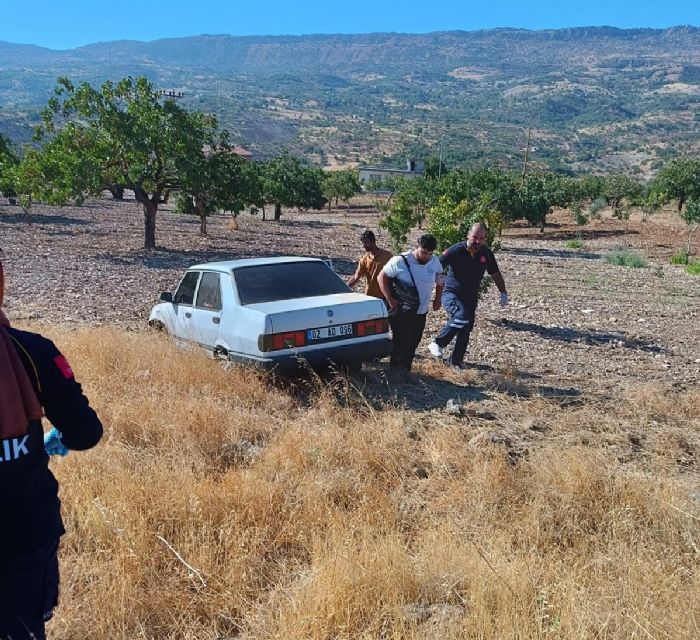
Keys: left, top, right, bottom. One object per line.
{"left": 1, "top": 26, "right": 699, "bottom": 175}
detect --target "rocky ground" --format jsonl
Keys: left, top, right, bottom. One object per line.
{"left": 1, "top": 196, "right": 698, "bottom": 397}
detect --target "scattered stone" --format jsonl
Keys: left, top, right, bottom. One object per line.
{"left": 445, "top": 399, "right": 462, "bottom": 416}
{"left": 464, "top": 408, "right": 497, "bottom": 421}
{"left": 413, "top": 466, "right": 429, "bottom": 479}
{"left": 217, "top": 439, "right": 261, "bottom": 469}
{"left": 404, "top": 425, "right": 420, "bottom": 440}
{"left": 402, "top": 603, "right": 464, "bottom": 626}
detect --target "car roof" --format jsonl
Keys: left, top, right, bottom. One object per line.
{"left": 189, "top": 256, "right": 324, "bottom": 273}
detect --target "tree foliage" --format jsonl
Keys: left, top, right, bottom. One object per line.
{"left": 427, "top": 196, "right": 503, "bottom": 252}
{"left": 650, "top": 158, "right": 700, "bottom": 212}
{"left": 680, "top": 198, "right": 700, "bottom": 256}
{"left": 322, "top": 169, "right": 360, "bottom": 210}
{"left": 0, "top": 133, "right": 19, "bottom": 203}
{"left": 36, "top": 76, "right": 219, "bottom": 248}
{"left": 260, "top": 151, "right": 326, "bottom": 220}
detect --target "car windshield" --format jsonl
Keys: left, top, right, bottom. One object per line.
{"left": 234, "top": 261, "right": 351, "bottom": 305}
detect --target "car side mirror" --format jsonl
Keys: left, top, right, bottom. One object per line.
{"left": 160, "top": 291, "right": 173, "bottom": 302}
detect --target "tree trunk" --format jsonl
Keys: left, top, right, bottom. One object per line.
{"left": 261, "top": 205, "right": 266, "bottom": 221}
{"left": 134, "top": 187, "right": 159, "bottom": 249}
{"left": 194, "top": 197, "right": 207, "bottom": 235}
{"left": 274, "top": 203, "right": 282, "bottom": 221}
{"left": 678, "top": 197, "right": 685, "bottom": 213}
{"left": 143, "top": 200, "right": 157, "bottom": 249}
{"left": 688, "top": 222, "right": 699, "bottom": 256}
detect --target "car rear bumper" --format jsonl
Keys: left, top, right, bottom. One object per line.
{"left": 229, "top": 338, "right": 392, "bottom": 372}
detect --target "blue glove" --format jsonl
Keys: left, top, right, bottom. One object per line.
{"left": 44, "top": 427, "right": 69, "bottom": 457}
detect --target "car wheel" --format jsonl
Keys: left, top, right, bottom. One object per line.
{"left": 148, "top": 320, "right": 165, "bottom": 331}
{"left": 213, "top": 346, "right": 229, "bottom": 361}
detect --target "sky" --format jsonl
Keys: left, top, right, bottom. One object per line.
{"left": 2, "top": 0, "right": 699, "bottom": 50}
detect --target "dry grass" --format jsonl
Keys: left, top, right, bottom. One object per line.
{"left": 39, "top": 327, "right": 700, "bottom": 639}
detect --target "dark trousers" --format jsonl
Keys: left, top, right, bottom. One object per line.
{"left": 389, "top": 311, "right": 427, "bottom": 372}
{"left": 0, "top": 540, "right": 60, "bottom": 640}
{"left": 434, "top": 292, "right": 476, "bottom": 365}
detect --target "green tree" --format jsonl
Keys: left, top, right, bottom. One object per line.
{"left": 680, "top": 198, "right": 700, "bottom": 256}
{"left": 423, "top": 155, "right": 448, "bottom": 179}
{"left": 601, "top": 174, "right": 644, "bottom": 235}
{"left": 176, "top": 130, "right": 255, "bottom": 235}
{"left": 0, "top": 133, "right": 19, "bottom": 204}
{"left": 650, "top": 158, "right": 700, "bottom": 212}
{"left": 427, "top": 196, "right": 502, "bottom": 251}
{"left": 294, "top": 164, "right": 326, "bottom": 211}
{"left": 603, "top": 174, "right": 644, "bottom": 211}
{"left": 574, "top": 175, "right": 607, "bottom": 203}
{"left": 379, "top": 200, "right": 422, "bottom": 252}
{"left": 440, "top": 167, "right": 519, "bottom": 224}
{"left": 10, "top": 125, "right": 103, "bottom": 217}
{"left": 392, "top": 177, "right": 439, "bottom": 228}
{"left": 261, "top": 151, "right": 303, "bottom": 221}
{"left": 515, "top": 173, "right": 567, "bottom": 231}
{"left": 38, "top": 76, "right": 218, "bottom": 248}
{"left": 322, "top": 169, "right": 359, "bottom": 210}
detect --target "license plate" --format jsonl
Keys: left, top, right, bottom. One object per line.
{"left": 307, "top": 323, "right": 353, "bottom": 341}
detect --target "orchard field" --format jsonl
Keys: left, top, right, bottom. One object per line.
{"left": 1, "top": 196, "right": 699, "bottom": 638}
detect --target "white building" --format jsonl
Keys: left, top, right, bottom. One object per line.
{"left": 358, "top": 159, "right": 425, "bottom": 185}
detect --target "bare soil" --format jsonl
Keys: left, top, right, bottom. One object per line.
{"left": 1, "top": 197, "right": 698, "bottom": 397}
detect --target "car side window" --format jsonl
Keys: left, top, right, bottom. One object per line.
{"left": 174, "top": 271, "right": 200, "bottom": 305}
{"left": 195, "top": 272, "right": 222, "bottom": 311}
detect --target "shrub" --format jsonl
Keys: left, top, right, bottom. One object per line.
{"left": 571, "top": 201, "right": 588, "bottom": 226}
{"left": 589, "top": 196, "right": 606, "bottom": 218}
{"left": 605, "top": 250, "right": 647, "bottom": 268}
{"left": 670, "top": 249, "right": 690, "bottom": 265}
{"left": 565, "top": 239, "right": 584, "bottom": 249}
{"left": 686, "top": 262, "right": 700, "bottom": 276}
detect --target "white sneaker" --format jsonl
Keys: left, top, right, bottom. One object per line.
{"left": 428, "top": 342, "right": 444, "bottom": 358}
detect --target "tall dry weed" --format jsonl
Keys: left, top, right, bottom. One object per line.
{"left": 31, "top": 327, "right": 700, "bottom": 639}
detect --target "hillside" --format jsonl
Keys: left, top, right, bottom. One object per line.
{"left": 1, "top": 27, "right": 700, "bottom": 174}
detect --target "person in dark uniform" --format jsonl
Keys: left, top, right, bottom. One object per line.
{"left": 428, "top": 222, "right": 509, "bottom": 369}
{"left": 0, "top": 258, "right": 103, "bottom": 639}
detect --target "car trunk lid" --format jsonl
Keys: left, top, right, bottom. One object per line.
{"left": 246, "top": 293, "right": 386, "bottom": 334}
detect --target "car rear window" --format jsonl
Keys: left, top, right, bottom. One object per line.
{"left": 234, "top": 262, "right": 351, "bottom": 305}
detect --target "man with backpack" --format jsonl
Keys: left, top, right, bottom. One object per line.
{"left": 378, "top": 234, "right": 444, "bottom": 374}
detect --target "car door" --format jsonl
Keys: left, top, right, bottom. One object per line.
{"left": 190, "top": 271, "right": 222, "bottom": 350}
{"left": 172, "top": 270, "right": 201, "bottom": 342}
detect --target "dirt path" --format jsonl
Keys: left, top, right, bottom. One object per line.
{"left": 1, "top": 198, "right": 698, "bottom": 396}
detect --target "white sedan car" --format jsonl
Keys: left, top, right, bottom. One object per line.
{"left": 149, "top": 257, "right": 391, "bottom": 371}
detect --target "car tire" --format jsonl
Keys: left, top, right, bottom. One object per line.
{"left": 148, "top": 320, "right": 165, "bottom": 331}
{"left": 213, "top": 346, "right": 229, "bottom": 361}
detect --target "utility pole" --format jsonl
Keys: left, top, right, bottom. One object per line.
{"left": 438, "top": 136, "right": 444, "bottom": 179}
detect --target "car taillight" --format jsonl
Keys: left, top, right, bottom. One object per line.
{"left": 259, "top": 331, "right": 307, "bottom": 352}
{"left": 355, "top": 318, "right": 389, "bottom": 337}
